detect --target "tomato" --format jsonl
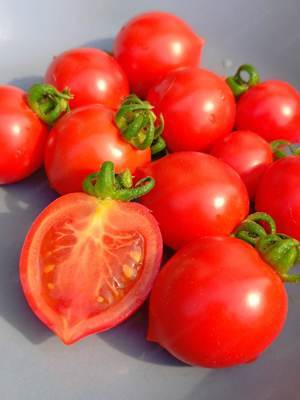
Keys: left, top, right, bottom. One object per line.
{"left": 235, "top": 80, "right": 300, "bottom": 142}
{"left": 45, "top": 104, "right": 151, "bottom": 195}
{"left": 45, "top": 48, "right": 129, "bottom": 110}
{"left": 113, "top": 11, "right": 204, "bottom": 98}
{"left": 20, "top": 192, "right": 162, "bottom": 344}
{"left": 148, "top": 236, "right": 287, "bottom": 367}
{"left": 211, "top": 130, "right": 273, "bottom": 199}
{"left": 147, "top": 68, "right": 236, "bottom": 152}
{"left": 0, "top": 85, "right": 48, "bottom": 184}
{"left": 137, "top": 152, "right": 249, "bottom": 249}
{"left": 255, "top": 156, "right": 300, "bottom": 241}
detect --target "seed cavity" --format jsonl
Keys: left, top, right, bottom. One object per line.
{"left": 122, "top": 264, "right": 137, "bottom": 280}
{"left": 129, "top": 250, "right": 142, "bottom": 263}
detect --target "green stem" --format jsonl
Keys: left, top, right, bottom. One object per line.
{"left": 82, "top": 161, "right": 155, "bottom": 201}
{"left": 226, "top": 64, "right": 260, "bottom": 98}
{"left": 27, "top": 83, "right": 73, "bottom": 125}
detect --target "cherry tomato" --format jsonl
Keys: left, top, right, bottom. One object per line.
{"left": 236, "top": 80, "right": 300, "bottom": 142}
{"left": 147, "top": 68, "right": 236, "bottom": 152}
{"left": 45, "top": 104, "right": 151, "bottom": 195}
{"left": 148, "top": 236, "right": 287, "bottom": 367}
{"left": 255, "top": 156, "right": 300, "bottom": 241}
{"left": 211, "top": 130, "right": 273, "bottom": 199}
{"left": 45, "top": 48, "right": 129, "bottom": 110}
{"left": 20, "top": 192, "right": 162, "bottom": 344}
{"left": 113, "top": 11, "right": 204, "bottom": 98}
{"left": 137, "top": 152, "right": 249, "bottom": 249}
{"left": 0, "top": 85, "right": 48, "bottom": 184}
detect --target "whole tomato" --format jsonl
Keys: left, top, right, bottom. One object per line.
{"left": 148, "top": 236, "right": 287, "bottom": 367}
{"left": 211, "top": 130, "right": 273, "bottom": 199}
{"left": 45, "top": 48, "right": 129, "bottom": 110}
{"left": 114, "top": 11, "right": 204, "bottom": 98}
{"left": 0, "top": 85, "right": 48, "bottom": 184}
{"left": 255, "top": 156, "right": 300, "bottom": 241}
{"left": 147, "top": 68, "right": 236, "bottom": 152}
{"left": 137, "top": 152, "right": 249, "bottom": 249}
{"left": 45, "top": 104, "right": 151, "bottom": 195}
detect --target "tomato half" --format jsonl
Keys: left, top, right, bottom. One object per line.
{"left": 211, "top": 130, "right": 273, "bottom": 199}
{"left": 0, "top": 85, "right": 48, "bottom": 184}
{"left": 44, "top": 104, "right": 151, "bottom": 195}
{"left": 235, "top": 80, "right": 300, "bottom": 142}
{"left": 45, "top": 48, "right": 129, "bottom": 110}
{"left": 114, "top": 11, "right": 204, "bottom": 98}
{"left": 147, "top": 68, "right": 236, "bottom": 152}
{"left": 20, "top": 193, "right": 162, "bottom": 344}
{"left": 255, "top": 156, "right": 300, "bottom": 241}
{"left": 137, "top": 152, "right": 249, "bottom": 249}
{"left": 148, "top": 236, "right": 287, "bottom": 367}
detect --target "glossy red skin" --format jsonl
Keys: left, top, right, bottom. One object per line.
{"left": 137, "top": 152, "right": 249, "bottom": 249}
{"left": 211, "top": 130, "right": 273, "bottom": 199}
{"left": 20, "top": 193, "right": 163, "bottom": 344}
{"left": 147, "top": 68, "right": 236, "bottom": 152}
{"left": 113, "top": 11, "right": 204, "bottom": 98}
{"left": 45, "top": 104, "right": 151, "bottom": 195}
{"left": 0, "top": 85, "right": 48, "bottom": 184}
{"left": 236, "top": 80, "right": 300, "bottom": 142}
{"left": 148, "top": 236, "right": 287, "bottom": 367}
{"left": 45, "top": 48, "right": 129, "bottom": 110}
{"left": 255, "top": 156, "right": 300, "bottom": 240}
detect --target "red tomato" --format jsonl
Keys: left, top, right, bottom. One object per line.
{"left": 235, "top": 80, "right": 300, "bottom": 142}
{"left": 113, "top": 11, "right": 204, "bottom": 98}
{"left": 255, "top": 156, "right": 300, "bottom": 241}
{"left": 20, "top": 192, "right": 162, "bottom": 344}
{"left": 0, "top": 85, "right": 48, "bottom": 184}
{"left": 45, "top": 104, "right": 151, "bottom": 195}
{"left": 45, "top": 48, "right": 129, "bottom": 110}
{"left": 211, "top": 130, "right": 273, "bottom": 199}
{"left": 147, "top": 68, "right": 236, "bottom": 152}
{"left": 137, "top": 152, "right": 249, "bottom": 249}
{"left": 148, "top": 236, "right": 287, "bottom": 367}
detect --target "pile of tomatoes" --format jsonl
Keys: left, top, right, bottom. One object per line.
{"left": 2, "top": 11, "right": 300, "bottom": 369}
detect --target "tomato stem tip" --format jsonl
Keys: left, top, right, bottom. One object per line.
{"left": 226, "top": 64, "right": 260, "bottom": 98}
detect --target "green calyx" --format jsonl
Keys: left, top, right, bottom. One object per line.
{"left": 271, "top": 140, "right": 300, "bottom": 159}
{"left": 226, "top": 64, "right": 260, "bottom": 98}
{"left": 83, "top": 161, "right": 155, "bottom": 202}
{"left": 233, "top": 212, "right": 300, "bottom": 283}
{"left": 115, "top": 94, "right": 166, "bottom": 155}
{"left": 27, "top": 83, "right": 73, "bottom": 125}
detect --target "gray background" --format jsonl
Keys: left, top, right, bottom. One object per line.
{"left": 1, "top": 0, "right": 300, "bottom": 399}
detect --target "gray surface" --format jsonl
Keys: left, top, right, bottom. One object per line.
{"left": 0, "top": 0, "right": 300, "bottom": 399}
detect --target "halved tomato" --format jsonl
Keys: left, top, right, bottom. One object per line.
{"left": 20, "top": 193, "right": 162, "bottom": 344}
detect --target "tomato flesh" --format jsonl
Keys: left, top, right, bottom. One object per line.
{"left": 20, "top": 193, "right": 162, "bottom": 344}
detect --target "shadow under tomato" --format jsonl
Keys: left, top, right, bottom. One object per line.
{"left": 99, "top": 303, "right": 187, "bottom": 367}
{"left": 0, "top": 168, "right": 57, "bottom": 344}
{"left": 8, "top": 75, "right": 43, "bottom": 91}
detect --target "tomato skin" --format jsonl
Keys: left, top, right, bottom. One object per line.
{"left": 211, "top": 130, "right": 273, "bottom": 199}
{"left": 0, "top": 85, "right": 48, "bottom": 184}
{"left": 113, "top": 11, "right": 204, "bottom": 98}
{"left": 45, "top": 48, "right": 129, "bottom": 110}
{"left": 137, "top": 152, "right": 249, "bottom": 249}
{"left": 20, "top": 193, "right": 163, "bottom": 344}
{"left": 148, "top": 236, "right": 287, "bottom": 367}
{"left": 44, "top": 104, "right": 151, "bottom": 195}
{"left": 235, "top": 80, "right": 300, "bottom": 142}
{"left": 255, "top": 156, "right": 300, "bottom": 240}
{"left": 147, "top": 68, "right": 236, "bottom": 152}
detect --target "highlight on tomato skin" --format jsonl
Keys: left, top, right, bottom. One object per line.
{"left": 19, "top": 193, "right": 163, "bottom": 345}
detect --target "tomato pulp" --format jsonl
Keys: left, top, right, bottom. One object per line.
{"left": 20, "top": 193, "right": 162, "bottom": 344}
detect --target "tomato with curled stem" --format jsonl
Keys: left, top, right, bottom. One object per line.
{"left": 114, "top": 11, "right": 204, "bottom": 98}
{"left": 20, "top": 162, "right": 162, "bottom": 344}
{"left": 137, "top": 152, "right": 249, "bottom": 249}
{"left": 0, "top": 85, "right": 48, "bottom": 184}
{"left": 147, "top": 68, "right": 236, "bottom": 152}
{"left": 45, "top": 48, "right": 129, "bottom": 110}
{"left": 227, "top": 64, "right": 300, "bottom": 142}
{"left": 211, "top": 130, "right": 273, "bottom": 199}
